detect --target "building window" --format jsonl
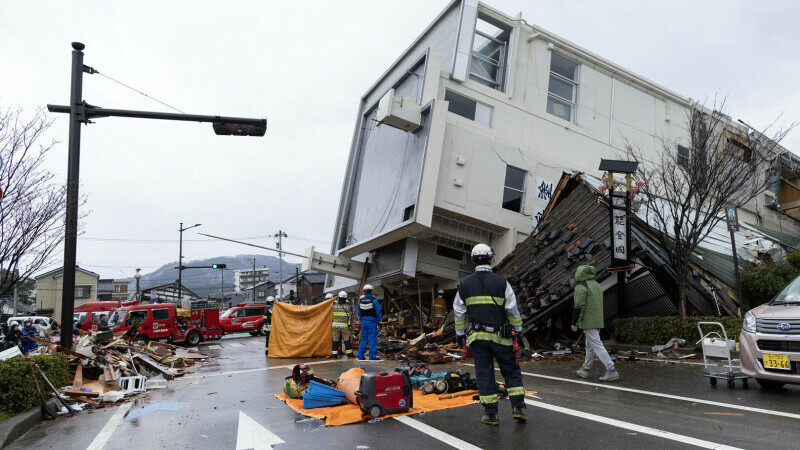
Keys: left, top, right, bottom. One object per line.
{"left": 503, "top": 165, "right": 526, "bottom": 212}
{"left": 444, "top": 90, "right": 492, "bottom": 126}
{"left": 75, "top": 285, "right": 91, "bottom": 298}
{"left": 257, "top": 291, "right": 265, "bottom": 298}
{"left": 727, "top": 135, "right": 752, "bottom": 163}
{"left": 436, "top": 245, "right": 466, "bottom": 261}
{"left": 677, "top": 145, "right": 691, "bottom": 168}
{"left": 469, "top": 15, "right": 511, "bottom": 91}
{"left": 546, "top": 53, "right": 579, "bottom": 122}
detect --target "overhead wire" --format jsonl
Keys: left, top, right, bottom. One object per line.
{"left": 96, "top": 71, "right": 186, "bottom": 114}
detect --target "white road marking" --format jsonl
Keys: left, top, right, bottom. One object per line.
{"left": 181, "top": 359, "right": 340, "bottom": 380}
{"left": 228, "top": 342, "right": 245, "bottom": 347}
{"left": 205, "top": 344, "right": 222, "bottom": 350}
{"left": 394, "top": 415, "right": 482, "bottom": 450}
{"left": 86, "top": 402, "right": 132, "bottom": 450}
{"left": 525, "top": 399, "right": 743, "bottom": 450}
{"left": 518, "top": 370, "right": 800, "bottom": 420}
{"left": 236, "top": 411, "right": 285, "bottom": 450}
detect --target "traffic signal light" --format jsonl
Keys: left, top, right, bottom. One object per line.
{"left": 211, "top": 264, "right": 227, "bottom": 269}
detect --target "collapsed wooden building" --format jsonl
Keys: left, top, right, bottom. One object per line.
{"left": 494, "top": 172, "right": 798, "bottom": 338}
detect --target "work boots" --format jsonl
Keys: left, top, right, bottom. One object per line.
{"left": 512, "top": 406, "right": 527, "bottom": 422}
{"left": 481, "top": 413, "right": 500, "bottom": 426}
{"left": 600, "top": 370, "right": 620, "bottom": 382}
{"left": 576, "top": 369, "right": 590, "bottom": 379}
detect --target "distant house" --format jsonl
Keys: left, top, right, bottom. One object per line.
{"left": 1, "top": 298, "right": 37, "bottom": 317}
{"left": 34, "top": 266, "right": 100, "bottom": 315}
{"left": 98, "top": 279, "right": 114, "bottom": 301}
{"left": 113, "top": 279, "right": 132, "bottom": 302}
{"left": 244, "top": 280, "right": 276, "bottom": 303}
{"left": 234, "top": 267, "right": 270, "bottom": 292}
{"left": 208, "top": 291, "right": 246, "bottom": 309}
{"left": 142, "top": 282, "right": 200, "bottom": 305}
{"left": 276, "top": 270, "right": 326, "bottom": 304}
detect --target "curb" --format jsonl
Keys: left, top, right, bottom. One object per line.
{"left": 0, "top": 399, "right": 58, "bottom": 448}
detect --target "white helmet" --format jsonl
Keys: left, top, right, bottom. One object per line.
{"left": 9, "top": 321, "right": 19, "bottom": 328}
{"left": 363, "top": 284, "right": 373, "bottom": 292}
{"left": 338, "top": 291, "right": 348, "bottom": 299}
{"left": 266, "top": 296, "right": 276, "bottom": 303}
{"left": 325, "top": 293, "right": 333, "bottom": 300}
{"left": 471, "top": 243, "right": 494, "bottom": 263}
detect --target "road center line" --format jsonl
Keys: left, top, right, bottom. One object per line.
{"left": 517, "top": 370, "right": 800, "bottom": 420}
{"left": 86, "top": 402, "right": 132, "bottom": 450}
{"left": 393, "top": 415, "right": 482, "bottom": 450}
{"left": 524, "top": 399, "right": 742, "bottom": 450}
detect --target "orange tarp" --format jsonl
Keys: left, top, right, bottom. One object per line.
{"left": 274, "top": 389, "right": 478, "bottom": 426}
{"left": 268, "top": 299, "right": 334, "bottom": 358}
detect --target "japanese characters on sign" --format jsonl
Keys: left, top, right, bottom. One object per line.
{"left": 611, "top": 194, "right": 628, "bottom": 261}
{"left": 532, "top": 206, "right": 545, "bottom": 228}
{"left": 725, "top": 206, "right": 739, "bottom": 233}
{"left": 536, "top": 177, "right": 554, "bottom": 202}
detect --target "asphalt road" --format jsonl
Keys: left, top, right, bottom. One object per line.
{"left": 7, "top": 334, "right": 800, "bottom": 450}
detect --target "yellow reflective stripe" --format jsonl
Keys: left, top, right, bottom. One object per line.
{"left": 509, "top": 317, "right": 522, "bottom": 326}
{"left": 333, "top": 312, "right": 349, "bottom": 316}
{"left": 479, "top": 394, "right": 498, "bottom": 404}
{"left": 464, "top": 296, "right": 505, "bottom": 306}
{"left": 506, "top": 386, "right": 525, "bottom": 396}
{"left": 466, "top": 331, "right": 512, "bottom": 346}
{"left": 455, "top": 320, "right": 467, "bottom": 325}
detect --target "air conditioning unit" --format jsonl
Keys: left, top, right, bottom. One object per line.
{"left": 376, "top": 88, "right": 422, "bottom": 132}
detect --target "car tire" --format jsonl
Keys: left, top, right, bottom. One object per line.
{"left": 756, "top": 379, "right": 785, "bottom": 390}
{"left": 186, "top": 331, "right": 202, "bottom": 346}
{"left": 256, "top": 322, "right": 265, "bottom": 336}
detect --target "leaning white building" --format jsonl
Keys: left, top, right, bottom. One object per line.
{"left": 306, "top": 0, "right": 800, "bottom": 298}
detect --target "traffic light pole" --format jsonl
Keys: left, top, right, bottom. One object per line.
{"left": 49, "top": 42, "right": 266, "bottom": 349}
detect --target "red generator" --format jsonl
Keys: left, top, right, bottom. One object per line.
{"left": 355, "top": 371, "right": 413, "bottom": 418}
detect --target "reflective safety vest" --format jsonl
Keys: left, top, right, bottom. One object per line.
{"left": 332, "top": 301, "right": 350, "bottom": 328}
{"left": 433, "top": 296, "right": 447, "bottom": 320}
{"left": 458, "top": 271, "right": 510, "bottom": 346}
{"left": 359, "top": 296, "right": 377, "bottom": 319}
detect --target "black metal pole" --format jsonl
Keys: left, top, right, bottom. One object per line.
{"left": 220, "top": 268, "right": 224, "bottom": 305}
{"left": 730, "top": 230, "right": 746, "bottom": 314}
{"left": 59, "top": 42, "right": 85, "bottom": 349}
{"left": 178, "top": 223, "right": 183, "bottom": 304}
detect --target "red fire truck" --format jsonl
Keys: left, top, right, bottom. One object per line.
{"left": 73, "top": 301, "right": 120, "bottom": 331}
{"left": 109, "top": 303, "right": 221, "bottom": 346}
{"left": 219, "top": 303, "right": 267, "bottom": 336}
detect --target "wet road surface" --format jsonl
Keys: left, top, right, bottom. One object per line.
{"left": 6, "top": 334, "right": 800, "bottom": 449}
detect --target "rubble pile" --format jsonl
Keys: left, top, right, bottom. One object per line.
{"left": 30, "top": 332, "right": 208, "bottom": 414}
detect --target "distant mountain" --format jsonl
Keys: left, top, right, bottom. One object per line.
{"left": 138, "top": 254, "right": 302, "bottom": 297}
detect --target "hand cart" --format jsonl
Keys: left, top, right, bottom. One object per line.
{"left": 697, "top": 322, "right": 749, "bottom": 389}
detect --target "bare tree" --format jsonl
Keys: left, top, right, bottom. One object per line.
{"left": 0, "top": 107, "right": 77, "bottom": 301}
{"left": 625, "top": 99, "right": 796, "bottom": 317}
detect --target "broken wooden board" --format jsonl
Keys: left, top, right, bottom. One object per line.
{"left": 133, "top": 354, "right": 179, "bottom": 380}
{"left": 72, "top": 364, "right": 83, "bottom": 388}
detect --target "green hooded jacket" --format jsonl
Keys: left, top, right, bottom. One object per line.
{"left": 573, "top": 265, "right": 604, "bottom": 330}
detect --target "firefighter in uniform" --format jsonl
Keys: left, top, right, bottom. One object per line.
{"left": 356, "top": 284, "right": 382, "bottom": 361}
{"left": 454, "top": 244, "right": 526, "bottom": 425}
{"left": 331, "top": 291, "right": 353, "bottom": 358}
{"left": 431, "top": 290, "right": 447, "bottom": 329}
{"left": 263, "top": 296, "right": 275, "bottom": 356}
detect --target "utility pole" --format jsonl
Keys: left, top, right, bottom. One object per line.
{"left": 134, "top": 268, "right": 142, "bottom": 303}
{"left": 252, "top": 257, "right": 256, "bottom": 302}
{"left": 275, "top": 230, "right": 287, "bottom": 300}
{"left": 178, "top": 223, "right": 202, "bottom": 305}
{"left": 220, "top": 268, "right": 224, "bottom": 306}
{"left": 47, "top": 42, "right": 266, "bottom": 349}
{"left": 295, "top": 267, "right": 300, "bottom": 305}
{"left": 12, "top": 269, "right": 19, "bottom": 316}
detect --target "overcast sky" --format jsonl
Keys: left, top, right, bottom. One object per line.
{"left": 2, "top": 0, "right": 799, "bottom": 279}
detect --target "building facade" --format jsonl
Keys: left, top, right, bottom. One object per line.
{"left": 275, "top": 271, "right": 326, "bottom": 304}
{"left": 34, "top": 266, "right": 100, "bottom": 315}
{"left": 244, "top": 281, "right": 276, "bottom": 303}
{"left": 113, "top": 279, "right": 131, "bottom": 302}
{"left": 142, "top": 282, "right": 200, "bottom": 305}
{"left": 234, "top": 267, "right": 270, "bottom": 292}
{"left": 308, "top": 0, "right": 800, "bottom": 297}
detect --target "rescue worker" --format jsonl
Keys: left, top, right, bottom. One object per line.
{"left": 454, "top": 244, "right": 526, "bottom": 426}
{"left": 97, "top": 314, "right": 110, "bottom": 332}
{"left": 356, "top": 284, "right": 381, "bottom": 361}
{"left": 572, "top": 265, "right": 620, "bottom": 381}
{"left": 331, "top": 291, "right": 353, "bottom": 358}
{"left": 263, "top": 296, "right": 275, "bottom": 356}
{"left": 325, "top": 293, "right": 334, "bottom": 301}
{"left": 431, "top": 290, "right": 447, "bottom": 329}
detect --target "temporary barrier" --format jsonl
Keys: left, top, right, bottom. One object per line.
{"left": 268, "top": 299, "right": 335, "bottom": 358}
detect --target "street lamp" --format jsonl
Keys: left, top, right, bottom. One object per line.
{"left": 134, "top": 268, "right": 142, "bottom": 303}
{"left": 47, "top": 42, "right": 267, "bottom": 349}
{"left": 178, "top": 223, "right": 201, "bottom": 303}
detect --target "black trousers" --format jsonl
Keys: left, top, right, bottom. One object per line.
{"left": 469, "top": 339, "right": 525, "bottom": 413}
{"left": 264, "top": 330, "right": 270, "bottom": 355}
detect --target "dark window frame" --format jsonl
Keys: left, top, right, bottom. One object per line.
{"left": 152, "top": 308, "right": 170, "bottom": 321}
{"left": 502, "top": 165, "right": 527, "bottom": 213}
{"left": 436, "top": 245, "right": 466, "bottom": 261}
{"left": 546, "top": 53, "right": 580, "bottom": 123}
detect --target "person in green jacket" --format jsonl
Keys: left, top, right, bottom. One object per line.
{"left": 571, "top": 265, "right": 620, "bottom": 382}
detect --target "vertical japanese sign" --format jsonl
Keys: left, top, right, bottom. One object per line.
{"left": 725, "top": 206, "right": 739, "bottom": 232}
{"left": 611, "top": 193, "right": 628, "bottom": 262}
